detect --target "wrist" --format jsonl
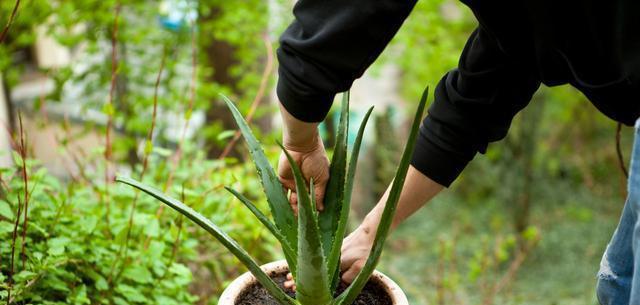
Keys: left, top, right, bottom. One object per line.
{"left": 361, "top": 207, "right": 382, "bottom": 239}
{"left": 280, "top": 102, "right": 321, "bottom": 152}
{"left": 283, "top": 131, "right": 321, "bottom": 153}
{"left": 363, "top": 199, "right": 402, "bottom": 235}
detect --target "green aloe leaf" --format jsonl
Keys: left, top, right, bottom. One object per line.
{"left": 279, "top": 144, "right": 332, "bottom": 305}
{"left": 221, "top": 95, "right": 297, "bottom": 272}
{"left": 333, "top": 87, "right": 429, "bottom": 305}
{"left": 319, "top": 92, "right": 349, "bottom": 259}
{"left": 116, "top": 176, "right": 298, "bottom": 305}
{"left": 224, "top": 186, "right": 297, "bottom": 275}
{"left": 327, "top": 106, "right": 374, "bottom": 290}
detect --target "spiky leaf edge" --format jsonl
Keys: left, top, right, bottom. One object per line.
{"left": 327, "top": 106, "right": 374, "bottom": 291}
{"left": 221, "top": 94, "right": 298, "bottom": 273}
{"left": 333, "top": 87, "right": 429, "bottom": 305}
{"left": 224, "top": 186, "right": 297, "bottom": 275}
{"left": 116, "top": 176, "right": 298, "bottom": 305}
{"left": 318, "top": 92, "right": 349, "bottom": 259}
{"left": 278, "top": 143, "right": 333, "bottom": 305}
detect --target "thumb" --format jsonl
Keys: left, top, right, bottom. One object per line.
{"left": 341, "top": 260, "right": 364, "bottom": 284}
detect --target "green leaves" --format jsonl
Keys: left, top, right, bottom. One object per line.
{"left": 279, "top": 145, "right": 332, "bottom": 305}
{"left": 0, "top": 200, "right": 14, "bottom": 219}
{"left": 327, "top": 106, "right": 374, "bottom": 289}
{"left": 334, "top": 87, "right": 429, "bottom": 305}
{"left": 116, "top": 176, "right": 298, "bottom": 305}
{"left": 319, "top": 93, "right": 349, "bottom": 285}
{"left": 221, "top": 94, "right": 298, "bottom": 273}
{"left": 225, "top": 186, "right": 297, "bottom": 275}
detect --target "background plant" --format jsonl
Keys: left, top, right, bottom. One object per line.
{"left": 1, "top": 0, "right": 634, "bottom": 304}
{"left": 118, "top": 90, "right": 427, "bottom": 305}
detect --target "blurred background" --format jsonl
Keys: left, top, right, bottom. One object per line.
{"left": 0, "top": 1, "right": 634, "bottom": 304}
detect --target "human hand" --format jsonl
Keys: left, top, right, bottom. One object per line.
{"left": 283, "top": 223, "right": 376, "bottom": 290}
{"left": 339, "top": 223, "right": 376, "bottom": 283}
{"left": 278, "top": 134, "right": 330, "bottom": 214}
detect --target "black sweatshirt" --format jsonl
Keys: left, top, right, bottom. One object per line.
{"left": 276, "top": 0, "right": 640, "bottom": 187}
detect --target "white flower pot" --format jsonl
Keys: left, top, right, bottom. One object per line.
{"left": 218, "top": 260, "right": 408, "bottom": 305}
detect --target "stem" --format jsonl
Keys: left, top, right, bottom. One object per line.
{"left": 9, "top": 195, "right": 23, "bottom": 304}
{"left": 163, "top": 19, "right": 198, "bottom": 192}
{"left": 616, "top": 123, "right": 628, "bottom": 200}
{"left": 615, "top": 123, "right": 628, "bottom": 177}
{"left": 18, "top": 112, "right": 28, "bottom": 270}
{"left": 104, "top": 1, "right": 121, "bottom": 227}
{"left": 140, "top": 48, "right": 166, "bottom": 179}
{"left": 146, "top": 22, "right": 199, "bottom": 250}
{"left": 109, "top": 47, "right": 167, "bottom": 284}
{"left": 0, "top": 0, "right": 20, "bottom": 44}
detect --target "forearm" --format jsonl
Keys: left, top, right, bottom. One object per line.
{"left": 277, "top": 0, "right": 417, "bottom": 123}
{"left": 362, "top": 165, "right": 444, "bottom": 232}
{"left": 279, "top": 103, "right": 320, "bottom": 151}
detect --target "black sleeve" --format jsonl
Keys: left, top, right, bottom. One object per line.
{"left": 411, "top": 27, "right": 541, "bottom": 187}
{"left": 277, "top": 0, "right": 417, "bottom": 122}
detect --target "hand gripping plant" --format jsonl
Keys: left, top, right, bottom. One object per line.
{"left": 117, "top": 87, "right": 428, "bottom": 305}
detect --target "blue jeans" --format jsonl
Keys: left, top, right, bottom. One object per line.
{"left": 597, "top": 119, "right": 640, "bottom": 305}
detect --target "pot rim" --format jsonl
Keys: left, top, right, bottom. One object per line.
{"left": 218, "top": 260, "right": 408, "bottom": 305}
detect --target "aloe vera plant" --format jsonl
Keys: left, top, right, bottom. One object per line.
{"left": 116, "top": 87, "right": 429, "bottom": 305}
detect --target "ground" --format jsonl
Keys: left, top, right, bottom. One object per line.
{"left": 378, "top": 179, "right": 620, "bottom": 305}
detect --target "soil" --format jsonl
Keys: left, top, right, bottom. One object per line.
{"left": 235, "top": 271, "right": 393, "bottom": 305}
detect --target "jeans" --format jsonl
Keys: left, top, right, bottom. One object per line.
{"left": 597, "top": 119, "right": 640, "bottom": 305}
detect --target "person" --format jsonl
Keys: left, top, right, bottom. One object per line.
{"left": 274, "top": 1, "right": 639, "bottom": 303}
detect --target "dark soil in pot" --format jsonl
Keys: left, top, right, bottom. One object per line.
{"left": 235, "top": 271, "right": 392, "bottom": 305}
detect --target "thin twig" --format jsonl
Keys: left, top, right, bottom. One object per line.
{"left": 150, "top": 22, "right": 199, "bottom": 236}
{"left": 140, "top": 48, "right": 167, "bottom": 179}
{"left": 0, "top": 0, "right": 21, "bottom": 44}
{"left": 9, "top": 195, "right": 23, "bottom": 303}
{"left": 218, "top": 35, "right": 274, "bottom": 160}
{"left": 162, "top": 18, "right": 198, "bottom": 193}
{"left": 18, "top": 112, "right": 28, "bottom": 270}
{"left": 104, "top": 1, "right": 121, "bottom": 227}
{"left": 109, "top": 47, "right": 167, "bottom": 284}
{"left": 616, "top": 122, "right": 628, "bottom": 178}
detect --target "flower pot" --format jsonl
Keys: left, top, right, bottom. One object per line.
{"left": 219, "top": 260, "right": 408, "bottom": 305}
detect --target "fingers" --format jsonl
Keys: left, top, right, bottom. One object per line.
{"left": 339, "top": 252, "right": 353, "bottom": 271}
{"left": 284, "top": 180, "right": 324, "bottom": 214}
{"left": 289, "top": 191, "right": 298, "bottom": 215}
{"left": 280, "top": 180, "right": 299, "bottom": 215}
{"left": 314, "top": 182, "right": 325, "bottom": 211}
{"left": 341, "top": 260, "right": 364, "bottom": 284}
{"left": 284, "top": 273, "right": 296, "bottom": 291}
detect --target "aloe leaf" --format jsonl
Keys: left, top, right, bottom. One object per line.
{"left": 221, "top": 95, "right": 297, "bottom": 270}
{"left": 279, "top": 144, "right": 332, "bottom": 305}
{"left": 319, "top": 92, "right": 349, "bottom": 259}
{"left": 310, "top": 178, "right": 318, "bottom": 221}
{"left": 224, "top": 186, "right": 297, "bottom": 275}
{"left": 327, "top": 106, "right": 374, "bottom": 290}
{"left": 333, "top": 87, "right": 429, "bottom": 305}
{"left": 116, "top": 176, "right": 298, "bottom": 305}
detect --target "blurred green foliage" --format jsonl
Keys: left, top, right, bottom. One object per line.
{"left": 0, "top": 0, "right": 275, "bottom": 159}
{"left": 1, "top": 143, "right": 282, "bottom": 304}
